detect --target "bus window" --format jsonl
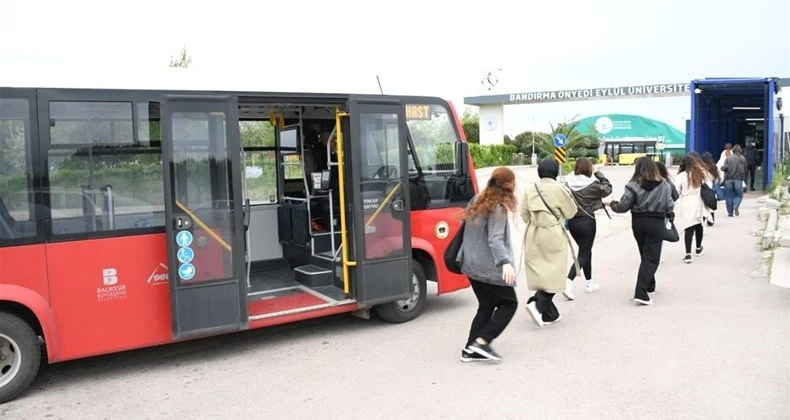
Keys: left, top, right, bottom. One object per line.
{"left": 240, "top": 120, "right": 276, "bottom": 204}
{"left": 47, "top": 101, "right": 164, "bottom": 235}
{"left": 0, "top": 98, "right": 36, "bottom": 242}
{"left": 406, "top": 104, "right": 458, "bottom": 173}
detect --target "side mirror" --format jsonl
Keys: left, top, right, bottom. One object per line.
{"left": 455, "top": 141, "right": 469, "bottom": 175}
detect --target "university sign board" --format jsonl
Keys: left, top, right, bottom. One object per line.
{"left": 465, "top": 82, "right": 691, "bottom": 106}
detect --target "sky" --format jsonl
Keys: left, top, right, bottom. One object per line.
{"left": 1, "top": 0, "right": 788, "bottom": 135}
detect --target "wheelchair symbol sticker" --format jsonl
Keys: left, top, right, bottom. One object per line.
{"left": 177, "top": 247, "right": 194, "bottom": 264}
{"left": 176, "top": 231, "right": 193, "bottom": 247}
{"left": 178, "top": 263, "right": 196, "bottom": 280}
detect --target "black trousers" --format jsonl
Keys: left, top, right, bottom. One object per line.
{"left": 467, "top": 279, "right": 518, "bottom": 346}
{"left": 567, "top": 215, "right": 596, "bottom": 280}
{"left": 631, "top": 217, "right": 664, "bottom": 300}
{"left": 527, "top": 291, "right": 560, "bottom": 322}
{"left": 747, "top": 164, "right": 757, "bottom": 189}
{"left": 684, "top": 223, "right": 703, "bottom": 254}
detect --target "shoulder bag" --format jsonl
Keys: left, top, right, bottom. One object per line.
{"left": 443, "top": 220, "right": 465, "bottom": 274}
{"left": 700, "top": 183, "right": 718, "bottom": 210}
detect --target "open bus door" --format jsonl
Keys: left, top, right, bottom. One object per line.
{"left": 161, "top": 96, "right": 248, "bottom": 339}
{"left": 345, "top": 98, "right": 413, "bottom": 306}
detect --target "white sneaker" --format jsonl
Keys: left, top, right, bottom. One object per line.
{"left": 563, "top": 279, "right": 575, "bottom": 300}
{"left": 525, "top": 301, "right": 545, "bottom": 327}
{"left": 585, "top": 280, "right": 600, "bottom": 293}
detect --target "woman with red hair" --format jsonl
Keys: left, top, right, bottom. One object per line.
{"left": 456, "top": 167, "right": 518, "bottom": 362}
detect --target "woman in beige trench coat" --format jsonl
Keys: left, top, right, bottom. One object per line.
{"left": 521, "top": 160, "right": 578, "bottom": 326}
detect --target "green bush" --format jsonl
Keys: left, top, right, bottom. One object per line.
{"left": 469, "top": 144, "right": 517, "bottom": 168}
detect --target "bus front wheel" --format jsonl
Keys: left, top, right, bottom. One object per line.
{"left": 0, "top": 312, "right": 41, "bottom": 404}
{"left": 374, "top": 259, "right": 427, "bottom": 323}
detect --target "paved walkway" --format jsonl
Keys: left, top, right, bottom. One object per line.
{"left": 470, "top": 166, "right": 789, "bottom": 418}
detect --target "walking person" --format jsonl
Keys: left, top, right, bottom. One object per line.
{"left": 674, "top": 155, "right": 712, "bottom": 263}
{"left": 456, "top": 167, "right": 518, "bottom": 362}
{"left": 744, "top": 140, "right": 761, "bottom": 191}
{"left": 701, "top": 152, "right": 722, "bottom": 226}
{"left": 722, "top": 145, "right": 748, "bottom": 216}
{"left": 562, "top": 157, "right": 612, "bottom": 299}
{"left": 521, "top": 160, "right": 578, "bottom": 326}
{"left": 606, "top": 157, "right": 675, "bottom": 305}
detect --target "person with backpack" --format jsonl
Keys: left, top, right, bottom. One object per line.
{"left": 606, "top": 157, "right": 675, "bottom": 305}
{"left": 455, "top": 167, "right": 518, "bottom": 362}
{"left": 521, "top": 160, "right": 578, "bottom": 326}
{"left": 561, "top": 157, "right": 612, "bottom": 299}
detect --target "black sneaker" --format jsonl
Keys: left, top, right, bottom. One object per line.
{"left": 683, "top": 254, "right": 692, "bottom": 264}
{"left": 461, "top": 348, "right": 487, "bottom": 363}
{"left": 468, "top": 341, "right": 502, "bottom": 361}
{"left": 735, "top": 208, "right": 740, "bottom": 216}
{"left": 695, "top": 246, "right": 703, "bottom": 256}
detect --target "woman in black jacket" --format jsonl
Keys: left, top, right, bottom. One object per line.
{"left": 606, "top": 157, "right": 675, "bottom": 305}
{"left": 562, "top": 157, "right": 612, "bottom": 300}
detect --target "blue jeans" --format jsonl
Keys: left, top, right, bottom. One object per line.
{"left": 724, "top": 180, "right": 744, "bottom": 215}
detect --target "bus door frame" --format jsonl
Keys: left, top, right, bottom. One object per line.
{"left": 161, "top": 95, "right": 248, "bottom": 340}
{"left": 343, "top": 97, "right": 413, "bottom": 306}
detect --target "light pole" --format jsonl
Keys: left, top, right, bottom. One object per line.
{"left": 531, "top": 116, "right": 537, "bottom": 166}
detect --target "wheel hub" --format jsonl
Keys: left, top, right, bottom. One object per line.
{"left": 395, "top": 273, "right": 420, "bottom": 311}
{"left": 0, "top": 333, "right": 22, "bottom": 388}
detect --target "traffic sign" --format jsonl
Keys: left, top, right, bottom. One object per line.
{"left": 553, "top": 133, "right": 567, "bottom": 148}
{"left": 554, "top": 146, "right": 567, "bottom": 164}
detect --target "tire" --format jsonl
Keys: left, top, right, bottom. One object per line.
{"left": 373, "top": 259, "right": 427, "bottom": 323}
{"left": 0, "top": 313, "right": 41, "bottom": 404}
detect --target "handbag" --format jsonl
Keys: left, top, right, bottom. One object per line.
{"left": 700, "top": 183, "right": 718, "bottom": 210}
{"left": 443, "top": 220, "right": 465, "bottom": 274}
{"left": 663, "top": 215, "right": 680, "bottom": 242}
{"left": 534, "top": 184, "right": 582, "bottom": 276}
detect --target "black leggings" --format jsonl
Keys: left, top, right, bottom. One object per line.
{"left": 684, "top": 223, "right": 703, "bottom": 254}
{"left": 567, "top": 216, "right": 596, "bottom": 280}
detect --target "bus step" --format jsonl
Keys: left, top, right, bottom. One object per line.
{"left": 294, "top": 264, "right": 333, "bottom": 287}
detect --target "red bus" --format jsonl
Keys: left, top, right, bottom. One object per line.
{"left": 0, "top": 75, "right": 478, "bottom": 402}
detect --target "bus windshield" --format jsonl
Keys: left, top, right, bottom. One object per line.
{"left": 405, "top": 104, "right": 459, "bottom": 174}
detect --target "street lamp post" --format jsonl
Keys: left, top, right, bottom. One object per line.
{"left": 531, "top": 116, "right": 537, "bottom": 166}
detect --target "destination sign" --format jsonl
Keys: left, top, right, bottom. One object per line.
{"left": 464, "top": 82, "right": 691, "bottom": 106}
{"left": 405, "top": 104, "right": 431, "bottom": 120}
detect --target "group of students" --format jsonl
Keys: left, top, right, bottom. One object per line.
{"left": 454, "top": 147, "right": 750, "bottom": 362}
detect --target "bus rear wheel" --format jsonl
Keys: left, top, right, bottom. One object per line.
{"left": 373, "top": 259, "right": 427, "bottom": 323}
{"left": 0, "top": 313, "right": 41, "bottom": 404}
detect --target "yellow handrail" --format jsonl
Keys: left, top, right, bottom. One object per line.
{"left": 364, "top": 182, "right": 401, "bottom": 229}
{"left": 175, "top": 200, "right": 232, "bottom": 252}
{"left": 334, "top": 108, "right": 355, "bottom": 296}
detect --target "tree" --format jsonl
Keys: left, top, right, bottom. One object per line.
{"left": 531, "top": 120, "right": 600, "bottom": 161}
{"left": 461, "top": 109, "right": 479, "bottom": 144}
{"left": 169, "top": 45, "right": 192, "bottom": 68}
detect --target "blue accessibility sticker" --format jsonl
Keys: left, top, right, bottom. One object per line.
{"left": 178, "top": 263, "right": 196, "bottom": 280}
{"left": 175, "top": 230, "right": 193, "bottom": 247}
{"left": 177, "top": 247, "right": 194, "bottom": 264}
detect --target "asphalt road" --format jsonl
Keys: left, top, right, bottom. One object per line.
{"left": 3, "top": 166, "right": 788, "bottom": 419}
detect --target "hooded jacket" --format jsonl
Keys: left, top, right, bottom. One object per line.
{"left": 610, "top": 179, "right": 675, "bottom": 218}
{"left": 563, "top": 170, "right": 613, "bottom": 218}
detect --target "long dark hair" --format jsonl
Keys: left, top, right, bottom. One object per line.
{"left": 701, "top": 152, "right": 720, "bottom": 179}
{"left": 679, "top": 155, "right": 706, "bottom": 188}
{"left": 631, "top": 157, "right": 662, "bottom": 184}
{"left": 462, "top": 167, "right": 517, "bottom": 220}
